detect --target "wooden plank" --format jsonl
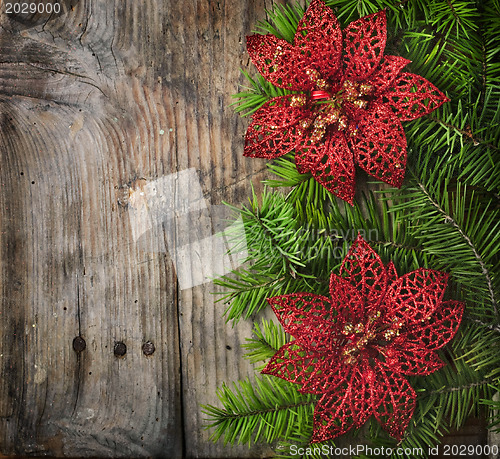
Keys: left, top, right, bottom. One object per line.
{"left": 169, "top": 1, "right": 306, "bottom": 457}
{"left": 0, "top": 1, "right": 188, "bottom": 456}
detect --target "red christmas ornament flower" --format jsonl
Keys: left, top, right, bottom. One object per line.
{"left": 262, "top": 236, "right": 464, "bottom": 442}
{"left": 244, "top": 0, "right": 449, "bottom": 203}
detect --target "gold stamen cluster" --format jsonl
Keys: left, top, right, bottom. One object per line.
{"left": 340, "top": 313, "right": 405, "bottom": 364}
{"left": 305, "top": 68, "right": 330, "bottom": 90}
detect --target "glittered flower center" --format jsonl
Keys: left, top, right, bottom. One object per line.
{"left": 293, "top": 73, "right": 374, "bottom": 142}
{"left": 340, "top": 313, "right": 404, "bottom": 365}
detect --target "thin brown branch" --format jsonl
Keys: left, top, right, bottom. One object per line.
{"left": 428, "top": 116, "right": 477, "bottom": 142}
{"left": 427, "top": 379, "right": 494, "bottom": 395}
{"left": 417, "top": 182, "right": 499, "bottom": 319}
{"left": 445, "top": 0, "right": 463, "bottom": 28}
{"left": 466, "top": 316, "right": 500, "bottom": 334}
{"left": 427, "top": 115, "right": 499, "bottom": 152}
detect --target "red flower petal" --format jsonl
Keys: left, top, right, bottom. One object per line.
{"left": 307, "top": 130, "right": 356, "bottom": 203}
{"left": 247, "top": 34, "right": 314, "bottom": 91}
{"left": 386, "top": 261, "right": 399, "bottom": 284}
{"left": 379, "top": 346, "right": 445, "bottom": 376}
{"left": 402, "top": 300, "right": 464, "bottom": 351}
{"left": 267, "top": 293, "right": 335, "bottom": 341}
{"left": 352, "top": 104, "right": 407, "bottom": 187}
{"left": 339, "top": 235, "right": 388, "bottom": 310}
{"left": 262, "top": 337, "right": 347, "bottom": 395}
{"left": 261, "top": 340, "right": 306, "bottom": 383}
{"left": 262, "top": 339, "right": 330, "bottom": 387}
{"left": 379, "top": 72, "right": 449, "bottom": 121}
{"left": 370, "top": 55, "right": 411, "bottom": 95}
{"left": 294, "top": 128, "right": 322, "bottom": 174}
{"left": 343, "top": 11, "right": 387, "bottom": 81}
{"left": 311, "top": 364, "right": 372, "bottom": 442}
{"left": 372, "top": 365, "right": 416, "bottom": 440}
{"left": 388, "top": 268, "right": 449, "bottom": 325}
{"left": 299, "top": 357, "right": 347, "bottom": 395}
{"left": 295, "top": 147, "right": 314, "bottom": 174}
{"left": 329, "top": 273, "right": 365, "bottom": 324}
{"left": 262, "top": 238, "right": 462, "bottom": 442}
{"left": 244, "top": 95, "right": 311, "bottom": 159}
{"left": 294, "top": 0, "right": 343, "bottom": 83}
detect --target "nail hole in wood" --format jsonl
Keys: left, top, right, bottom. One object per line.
{"left": 142, "top": 341, "right": 155, "bottom": 356}
{"left": 72, "top": 336, "right": 86, "bottom": 353}
{"left": 114, "top": 341, "right": 127, "bottom": 357}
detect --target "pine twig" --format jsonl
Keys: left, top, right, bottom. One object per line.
{"left": 428, "top": 379, "right": 495, "bottom": 395}
{"left": 426, "top": 114, "right": 499, "bottom": 151}
{"left": 417, "top": 181, "right": 499, "bottom": 319}
{"left": 445, "top": 0, "right": 463, "bottom": 28}
{"left": 253, "top": 211, "right": 299, "bottom": 278}
{"left": 466, "top": 316, "right": 500, "bottom": 334}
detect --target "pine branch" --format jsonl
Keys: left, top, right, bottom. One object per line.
{"left": 211, "top": 0, "right": 500, "bottom": 454}
{"left": 459, "top": 325, "right": 500, "bottom": 379}
{"left": 369, "top": 239, "right": 423, "bottom": 253}
{"left": 414, "top": 349, "right": 493, "bottom": 431}
{"left": 203, "top": 376, "right": 315, "bottom": 446}
{"left": 215, "top": 188, "right": 316, "bottom": 320}
{"left": 445, "top": 0, "right": 463, "bottom": 27}
{"left": 216, "top": 399, "right": 313, "bottom": 419}
{"left": 232, "top": 70, "right": 292, "bottom": 116}
{"left": 243, "top": 319, "right": 289, "bottom": 365}
{"left": 479, "top": 26, "right": 488, "bottom": 108}
{"left": 465, "top": 316, "right": 500, "bottom": 334}
{"left": 255, "top": 2, "right": 304, "bottom": 41}
{"left": 428, "top": 379, "right": 495, "bottom": 395}
{"left": 252, "top": 208, "right": 302, "bottom": 279}
{"left": 427, "top": 113, "right": 500, "bottom": 152}
{"left": 415, "top": 180, "right": 499, "bottom": 319}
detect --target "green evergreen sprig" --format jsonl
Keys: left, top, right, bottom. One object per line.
{"left": 215, "top": 188, "right": 431, "bottom": 322}
{"left": 202, "top": 376, "right": 315, "bottom": 447}
{"left": 242, "top": 318, "right": 289, "bottom": 367}
{"left": 386, "top": 151, "right": 500, "bottom": 324}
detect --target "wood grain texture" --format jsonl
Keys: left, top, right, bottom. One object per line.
{"left": 0, "top": 0, "right": 304, "bottom": 457}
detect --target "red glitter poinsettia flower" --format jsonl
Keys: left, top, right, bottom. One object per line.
{"left": 244, "top": 0, "right": 449, "bottom": 203}
{"left": 262, "top": 236, "right": 464, "bottom": 442}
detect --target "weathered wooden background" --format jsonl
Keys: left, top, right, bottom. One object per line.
{"left": 0, "top": 0, "right": 307, "bottom": 456}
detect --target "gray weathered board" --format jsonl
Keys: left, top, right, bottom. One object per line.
{"left": 0, "top": 0, "right": 306, "bottom": 457}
